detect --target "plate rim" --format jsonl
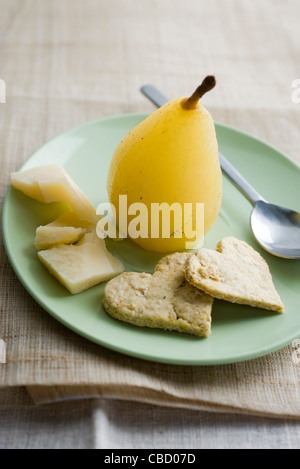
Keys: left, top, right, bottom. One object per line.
{"left": 2, "top": 112, "right": 300, "bottom": 366}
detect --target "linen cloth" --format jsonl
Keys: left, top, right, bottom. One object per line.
{"left": 0, "top": 0, "right": 300, "bottom": 419}
{"left": 1, "top": 387, "right": 300, "bottom": 449}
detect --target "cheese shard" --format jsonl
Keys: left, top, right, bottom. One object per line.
{"left": 38, "top": 231, "right": 124, "bottom": 294}
{"left": 34, "top": 211, "right": 93, "bottom": 249}
{"left": 10, "top": 165, "right": 97, "bottom": 224}
{"left": 10, "top": 165, "right": 60, "bottom": 203}
{"left": 34, "top": 226, "right": 85, "bottom": 250}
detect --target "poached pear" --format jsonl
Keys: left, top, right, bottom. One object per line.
{"left": 107, "top": 76, "right": 222, "bottom": 253}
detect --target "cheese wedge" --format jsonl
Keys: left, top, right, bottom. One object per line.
{"left": 34, "top": 211, "right": 93, "bottom": 249}
{"left": 38, "top": 230, "right": 124, "bottom": 294}
{"left": 10, "top": 165, "right": 97, "bottom": 224}
{"left": 34, "top": 226, "right": 85, "bottom": 250}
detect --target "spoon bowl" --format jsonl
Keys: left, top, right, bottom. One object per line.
{"left": 251, "top": 201, "right": 300, "bottom": 259}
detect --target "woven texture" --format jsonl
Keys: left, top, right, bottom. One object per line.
{"left": 1, "top": 387, "right": 300, "bottom": 449}
{"left": 0, "top": 0, "right": 300, "bottom": 417}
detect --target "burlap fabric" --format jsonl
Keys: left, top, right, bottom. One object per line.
{"left": 0, "top": 0, "right": 299, "bottom": 418}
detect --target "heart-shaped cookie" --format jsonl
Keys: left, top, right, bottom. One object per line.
{"left": 185, "top": 237, "right": 284, "bottom": 313}
{"left": 103, "top": 252, "right": 213, "bottom": 337}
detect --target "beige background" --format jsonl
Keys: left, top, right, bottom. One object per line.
{"left": 0, "top": 0, "right": 300, "bottom": 447}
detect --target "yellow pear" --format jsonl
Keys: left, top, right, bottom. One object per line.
{"left": 107, "top": 76, "right": 222, "bottom": 253}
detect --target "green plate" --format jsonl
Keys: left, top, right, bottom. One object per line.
{"left": 2, "top": 113, "right": 300, "bottom": 365}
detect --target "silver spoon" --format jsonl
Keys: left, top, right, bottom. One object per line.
{"left": 140, "top": 84, "right": 300, "bottom": 259}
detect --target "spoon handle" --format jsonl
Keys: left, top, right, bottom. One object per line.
{"left": 141, "top": 85, "right": 169, "bottom": 108}
{"left": 218, "top": 152, "right": 264, "bottom": 205}
{"left": 140, "top": 84, "right": 265, "bottom": 206}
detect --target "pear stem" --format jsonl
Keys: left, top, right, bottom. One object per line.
{"left": 181, "top": 76, "right": 216, "bottom": 110}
